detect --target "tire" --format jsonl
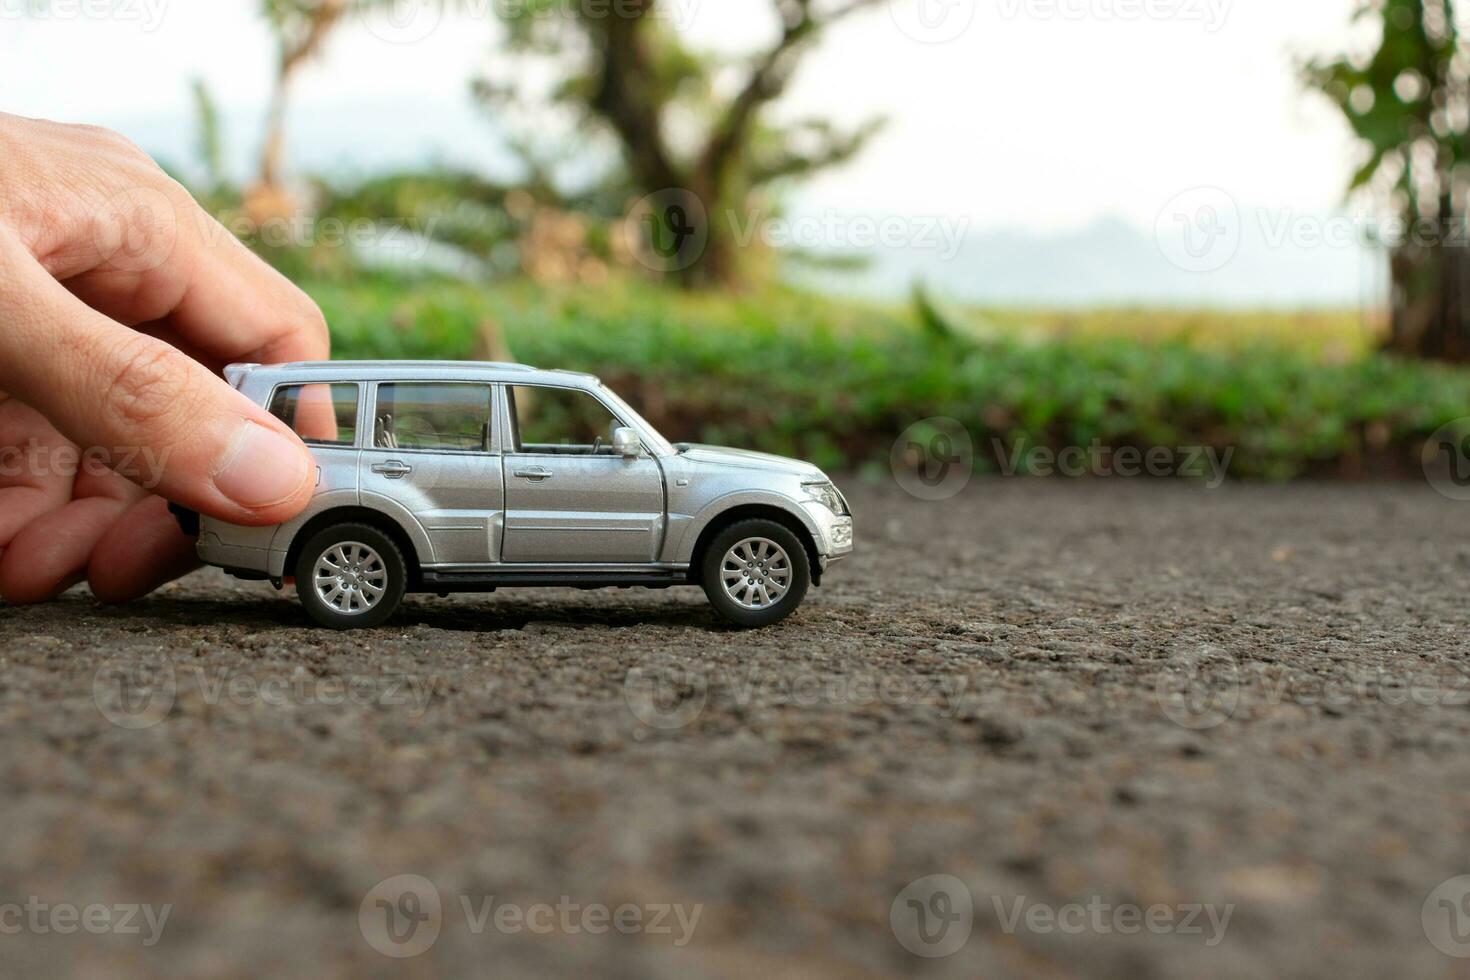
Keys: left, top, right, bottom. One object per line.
{"left": 295, "top": 524, "right": 407, "bottom": 630}
{"left": 700, "top": 519, "right": 811, "bottom": 629}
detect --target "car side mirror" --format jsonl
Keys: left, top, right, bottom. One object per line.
{"left": 612, "top": 426, "right": 643, "bottom": 458}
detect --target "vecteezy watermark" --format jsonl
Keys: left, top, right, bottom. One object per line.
{"left": 1156, "top": 186, "right": 1241, "bottom": 274}
{"left": 624, "top": 663, "right": 971, "bottom": 731}
{"left": 623, "top": 664, "right": 709, "bottom": 731}
{"left": 623, "top": 189, "right": 710, "bottom": 274}
{"left": 1424, "top": 875, "right": 1470, "bottom": 958}
{"left": 209, "top": 213, "right": 443, "bottom": 260}
{"left": 359, "top": 0, "right": 702, "bottom": 44}
{"left": 90, "top": 185, "right": 181, "bottom": 275}
{"left": 888, "top": 0, "right": 977, "bottom": 44}
{"left": 622, "top": 193, "right": 971, "bottom": 274}
{"left": 996, "top": 0, "right": 1231, "bottom": 31}
{"left": 890, "top": 877, "right": 1234, "bottom": 958}
{"left": 995, "top": 437, "right": 1234, "bottom": 488}
{"left": 358, "top": 875, "right": 703, "bottom": 958}
{"left": 728, "top": 210, "right": 970, "bottom": 262}
{"left": 0, "top": 0, "right": 169, "bottom": 31}
{"left": 0, "top": 441, "right": 170, "bottom": 490}
{"left": 1423, "top": 418, "right": 1470, "bottom": 502}
{"left": 1155, "top": 657, "right": 1241, "bottom": 731}
{"left": 891, "top": 418, "right": 974, "bottom": 502}
{"left": 891, "top": 875, "right": 974, "bottom": 958}
{"left": 93, "top": 654, "right": 442, "bottom": 730}
{"left": 0, "top": 897, "right": 171, "bottom": 946}
{"left": 1157, "top": 658, "right": 1470, "bottom": 731}
{"left": 990, "top": 895, "right": 1234, "bottom": 946}
{"left": 1156, "top": 190, "right": 1470, "bottom": 274}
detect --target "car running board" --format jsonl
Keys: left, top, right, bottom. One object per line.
{"left": 417, "top": 570, "right": 690, "bottom": 593}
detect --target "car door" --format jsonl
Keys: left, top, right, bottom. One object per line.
{"left": 358, "top": 381, "right": 503, "bottom": 566}
{"left": 499, "top": 384, "right": 666, "bottom": 564}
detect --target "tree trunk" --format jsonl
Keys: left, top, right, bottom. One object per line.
{"left": 258, "top": 76, "right": 289, "bottom": 193}
{"left": 1388, "top": 241, "right": 1470, "bottom": 361}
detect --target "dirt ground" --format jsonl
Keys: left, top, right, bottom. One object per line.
{"left": 1, "top": 479, "right": 1468, "bottom": 979}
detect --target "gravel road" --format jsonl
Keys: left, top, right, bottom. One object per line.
{"left": 1, "top": 478, "right": 1468, "bottom": 979}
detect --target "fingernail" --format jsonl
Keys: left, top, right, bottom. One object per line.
{"left": 213, "top": 422, "right": 309, "bottom": 508}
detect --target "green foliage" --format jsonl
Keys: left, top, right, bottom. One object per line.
{"left": 1302, "top": 0, "right": 1456, "bottom": 209}
{"left": 306, "top": 278, "right": 1470, "bottom": 478}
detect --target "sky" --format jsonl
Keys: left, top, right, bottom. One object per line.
{"left": 0, "top": 0, "right": 1382, "bottom": 306}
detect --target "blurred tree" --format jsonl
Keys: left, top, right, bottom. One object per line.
{"left": 189, "top": 78, "right": 235, "bottom": 211}
{"left": 253, "top": 0, "right": 350, "bottom": 220}
{"left": 1306, "top": 0, "right": 1470, "bottom": 360}
{"left": 478, "top": 0, "right": 885, "bottom": 289}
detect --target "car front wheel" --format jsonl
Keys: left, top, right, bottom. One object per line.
{"left": 295, "top": 524, "right": 407, "bottom": 630}
{"left": 700, "top": 519, "right": 811, "bottom": 629}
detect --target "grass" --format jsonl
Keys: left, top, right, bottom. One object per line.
{"left": 303, "top": 275, "right": 1468, "bottom": 479}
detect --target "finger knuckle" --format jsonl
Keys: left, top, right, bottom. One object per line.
{"left": 70, "top": 123, "right": 149, "bottom": 162}
{"left": 291, "top": 302, "right": 331, "bottom": 360}
{"left": 102, "top": 340, "right": 199, "bottom": 432}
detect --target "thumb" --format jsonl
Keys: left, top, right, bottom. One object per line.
{"left": 0, "top": 234, "right": 315, "bottom": 524}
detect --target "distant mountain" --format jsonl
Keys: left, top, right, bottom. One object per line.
{"left": 790, "top": 214, "right": 1386, "bottom": 310}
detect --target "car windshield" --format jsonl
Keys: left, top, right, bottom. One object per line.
{"left": 597, "top": 384, "right": 675, "bottom": 457}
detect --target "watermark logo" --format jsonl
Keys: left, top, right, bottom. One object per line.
{"left": 891, "top": 875, "right": 974, "bottom": 958}
{"left": 623, "top": 665, "right": 970, "bottom": 731}
{"left": 360, "top": 875, "right": 443, "bottom": 958}
{"left": 892, "top": 417, "right": 974, "bottom": 501}
{"left": 623, "top": 664, "right": 709, "bottom": 731}
{"left": 728, "top": 209, "right": 970, "bottom": 261}
{"left": 93, "top": 660, "right": 441, "bottom": 730}
{"left": 995, "top": 437, "right": 1232, "bottom": 487}
{"left": 359, "top": 0, "right": 444, "bottom": 44}
{"left": 1423, "top": 418, "right": 1470, "bottom": 501}
{"left": 1157, "top": 661, "right": 1470, "bottom": 730}
{"left": 358, "top": 877, "right": 702, "bottom": 956}
{"left": 1156, "top": 186, "right": 1240, "bottom": 273}
{"left": 1155, "top": 658, "right": 1240, "bottom": 731}
{"left": 91, "top": 185, "right": 180, "bottom": 275}
{"left": 991, "top": 895, "right": 1233, "bottom": 945}
{"left": 93, "top": 654, "right": 177, "bottom": 730}
{"left": 889, "top": 0, "right": 976, "bottom": 43}
{"left": 0, "top": 441, "right": 171, "bottom": 490}
{"left": 995, "top": 0, "right": 1231, "bottom": 31}
{"left": 625, "top": 189, "right": 709, "bottom": 274}
{"left": 0, "top": 0, "right": 169, "bottom": 32}
{"left": 1424, "top": 876, "right": 1470, "bottom": 958}
{"left": 0, "top": 897, "right": 171, "bottom": 946}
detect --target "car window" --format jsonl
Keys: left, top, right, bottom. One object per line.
{"left": 268, "top": 383, "right": 359, "bottom": 447}
{"left": 374, "top": 383, "right": 492, "bottom": 453}
{"left": 507, "top": 386, "right": 622, "bottom": 455}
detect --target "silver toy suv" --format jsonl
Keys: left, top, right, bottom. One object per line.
{"left": 188, "top": 361, "right": 854, "bottom": 630}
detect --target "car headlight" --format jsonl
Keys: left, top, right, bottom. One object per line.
{"left": 803, "top": 481, "right": 848, "bottom": 515}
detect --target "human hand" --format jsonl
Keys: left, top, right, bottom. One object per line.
{"left": 0, "top": 113, "right": 328, "bottom": 604}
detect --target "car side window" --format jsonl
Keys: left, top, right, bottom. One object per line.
{"left": 268, "top": 383, "right": 360, "bottom": 447}
{"left": 507, "top": 386, "right": 622, "bottom": 456}
{"left": 374, "top": 384, "right": 492, "bottom": 453}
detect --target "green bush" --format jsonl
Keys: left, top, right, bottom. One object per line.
{"left": 307, "top": 277, "right": 1470, "bottom": 479}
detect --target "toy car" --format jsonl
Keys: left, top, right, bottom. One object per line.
{"left": 183, "top": 361, "right": 854, "bottom": 630}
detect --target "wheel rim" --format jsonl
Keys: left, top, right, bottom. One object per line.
{"left": 313, "top": 541, "right": 388, "bottom": 616}
{"left": 720, "top": 537, "right": 793, "bottom": 610}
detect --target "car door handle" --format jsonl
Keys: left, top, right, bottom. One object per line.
{"left": 514, "top": 467, "right": 554, "bottom": 481}
{"left": 372, "top": 461, "right": 413, "bottom": 480}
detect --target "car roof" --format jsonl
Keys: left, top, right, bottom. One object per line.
{"left": 228, "top": 361, "right": 601, "bottom": 388}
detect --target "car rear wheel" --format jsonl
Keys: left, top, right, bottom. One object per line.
{"left": 700, "top": 519, "right": 811, "bottom": 629}
{"left": 295, "top": 524, "right": 407, "bottom": 630}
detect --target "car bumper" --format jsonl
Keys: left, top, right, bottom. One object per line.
{"left": 198, "top": 532, "right": 274, "bottom": 576}
{"left": 802, "top": 502, "right": 854, "bottom": 562}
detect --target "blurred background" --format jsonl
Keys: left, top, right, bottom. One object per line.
{"left": 5, "top": 0, "right": 1470, "bottom": 480}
